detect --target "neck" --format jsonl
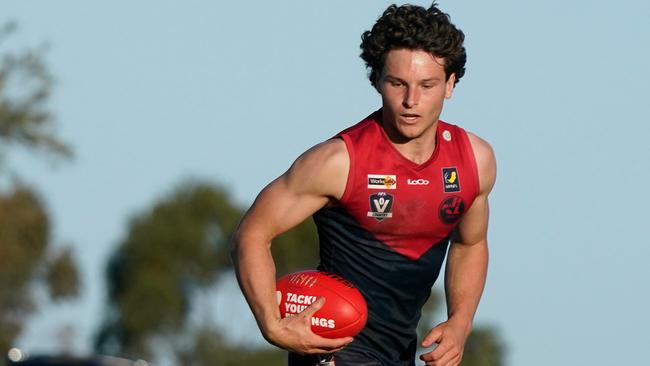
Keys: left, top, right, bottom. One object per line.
{"left": 380, "top": 115, "right": 438, "bottom": 165}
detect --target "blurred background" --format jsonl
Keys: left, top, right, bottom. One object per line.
{"left": 1, "top": 1, "right": 649, "bottom": 365}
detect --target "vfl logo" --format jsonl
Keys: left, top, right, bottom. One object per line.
{"left": 438, "top": 196, "right": 466, "bottom": 224}
{"left": 368, "top": 174, "right": 397, "bottom": 189}
{"left": 368, "top": 192, "right": 393, "bottom": 221}
{"left": 407, "top": 178, "right": 430, "bottom": 185}
{"left": 442, "top": 167, "right": 461, "bottom": 193}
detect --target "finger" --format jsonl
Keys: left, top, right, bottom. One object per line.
{"left": 306, "top": 344, "right": 347, "bottom": 354}
{"left": 303, "top": 336, "right": 353, "bottom": 354}
{"left": 313, "top": 334, "right": 354, "bottom": 350}
{"left": 301, "top": 296, "right": 326, "bottom": 317}
{"left": 419, "top": 350, "right": 434, "bottom": 363}
{"left": 442, "top": 353, "right": 461, "bottom": 366}
{"left": 433, "top": 343, "right": 459, "bottom": 366}
{"left": 421, "top": 324, "right": 444, "bottom": 347}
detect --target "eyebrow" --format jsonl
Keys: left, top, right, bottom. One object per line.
{"left": 384, "top": 75, "right": 442, "bottom": 83}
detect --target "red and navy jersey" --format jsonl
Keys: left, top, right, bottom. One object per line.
{"left": 313, "top": 110, "right": 479, "bottom": 365}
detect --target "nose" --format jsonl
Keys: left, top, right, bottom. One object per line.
{"left": 402, "top": 86, "right": 419, "bottom": 108}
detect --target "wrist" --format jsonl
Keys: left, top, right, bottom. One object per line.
{"left": 447, "top": 314, "right": 473, "bottom": 336}
{"left": 260, "top": 315, "right": 283, "bottom": 344}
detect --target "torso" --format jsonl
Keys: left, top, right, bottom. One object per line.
{"left": 312, "top": 110, "right": 480, "bottom": 365}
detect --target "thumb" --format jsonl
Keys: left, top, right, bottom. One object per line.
{"left": 421, "top": 323, "right": 444, "bottom": 348}
{"left": 302, "top": 296, "right": 326, "bottom": 317}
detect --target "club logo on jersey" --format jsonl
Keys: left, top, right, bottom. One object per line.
{"left": 438, "top": 196, "right": 466, "bottom": 224}
{"left": 368, "top": 192, "right": 393, "bottom": 221}
{"left": 367, "top": 174, "right": 397, "bottom": 189}
{"left": 442, "top": 167, "right": 461, "bottom": 193}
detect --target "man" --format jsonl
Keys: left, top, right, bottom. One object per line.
{"left": 231, "top": 3, "right": 496, "bottom": 366}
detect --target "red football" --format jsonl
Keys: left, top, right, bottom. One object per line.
{"left": 276, "top": 270, "right": 368, "bottom": 338}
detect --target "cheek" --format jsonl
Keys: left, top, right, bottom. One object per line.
{"left": 381, "top": 90, "right": 403, "bottom": 106}
{"left": 423, "top": 89, "right": 447, "bottom": 106}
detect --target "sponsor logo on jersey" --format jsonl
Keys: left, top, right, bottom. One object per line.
{"left": 367, "top": 174, "right": 397, "bottom": 189}
{"left": 368, "top": 192, "right": 393, "bottom": 220}
{"left": 438, "top": 196, "right": 466, "bottom": 224}
{"left": 442, "top": 167, "right": 461, "bottom": 193}
{"left": 407, "top": 178, "right": 430, "bottom": 185}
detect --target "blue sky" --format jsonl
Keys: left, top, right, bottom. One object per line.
{"left": 4, "top": 1, "right": 650, "bottom": 365}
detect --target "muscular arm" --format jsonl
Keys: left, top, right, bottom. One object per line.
{"left": 231, "top": 138, "right": 353, "bottom": 354}
{"left": 445, "top": 133, "right": 496, "bottom": 331}
{"left": 421, "top": 133, "right": 497, "bottom": 366}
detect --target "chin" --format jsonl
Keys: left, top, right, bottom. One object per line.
{"left": 395, "top": 125, "right": 426, "bottom": 140}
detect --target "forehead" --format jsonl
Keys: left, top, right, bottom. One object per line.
{"left": 382, "top": 49, "right": 446, "bottom": 78}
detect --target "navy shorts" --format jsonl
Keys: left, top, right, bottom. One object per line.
{"left": 288, "top": 346, "right": 386, "bottom": 366}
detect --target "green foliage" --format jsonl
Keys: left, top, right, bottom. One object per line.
{"left": 462, "top": 326, "right": 506, "bottom": 366}
{"left": 177, "top": 327, "right": 286, "bottom": 366}
{"left": 0, "top": 21, "right": 72, "bottom": 166}
{"left": 271, "top": 218, "right": 320, "bottom": 275}
{"left": 96, "top": 182, "right": 244, "bottom": 359}
{"left": 0, "top": 185, "right": 48, "bottom": 353}
{"left": 0, "top": 21, "right": 79, "bottom": 358}
{"left": 45, "top": 247, "right": 80, "bottom": 300}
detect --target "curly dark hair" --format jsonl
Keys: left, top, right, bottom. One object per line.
{"left": 360, "top": 3, "right": 466, "bottom": 88}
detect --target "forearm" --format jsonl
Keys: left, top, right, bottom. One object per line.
{"left": 444, "top": 239, "right": 489, "bottom": 333}
{"left": 231, "top": 233, "right": 281, "bottom": 340}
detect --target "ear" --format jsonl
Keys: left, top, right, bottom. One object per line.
{"left": 445, "top": 73, "right": 456, "bottom": 99}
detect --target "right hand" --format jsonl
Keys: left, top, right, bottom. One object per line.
{"left": 264, "top": 297, "right": 354, "bottom": 355}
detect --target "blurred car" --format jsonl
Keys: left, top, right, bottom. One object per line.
{"left": 6, "top": 353, "right": 148, "bottom": 366}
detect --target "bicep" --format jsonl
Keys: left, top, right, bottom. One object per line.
{"left": 237, "top": 174, "right": 330, "bottom": 245}
{"left": 456, "top": 133, "right": 497, "bottom": 246}
{"left": 235, "top": 139, "right": 348, "bottom": 246}
{"left": 455, "top": 193, "right": 489, "bottom": 246}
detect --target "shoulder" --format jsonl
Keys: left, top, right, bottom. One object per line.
{"left": 285, "top": 138, "right": 349, "bottom": 200}
{"left": 465, "top": 131, "right": 497, "bottom": 195}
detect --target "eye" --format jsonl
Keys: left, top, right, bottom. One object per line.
{"left": 390, "top": 81, "right": 403, "bottom": 87}
{"left": 422, "top": 84, "right": 434, "bottom": 89}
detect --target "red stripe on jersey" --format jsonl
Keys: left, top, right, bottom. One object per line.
{"left": 336, "top": 110, "right": 479, "bottom": 260}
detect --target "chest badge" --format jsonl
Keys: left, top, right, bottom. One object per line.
{"left": 442, "top": 167, "right": 461, "bottom": 193}
{"left": 367, "top": 174, "right": 397, "bottom": 189}
{"left": 367, "top": 192, "right": 393, "bottom": 221}
{"left": 439, "top": 196, "right": 466, "bottom": 224}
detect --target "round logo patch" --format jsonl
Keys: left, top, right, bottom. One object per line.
{"left": 438, "top": 196, "right": 466, "bottom": 224}
{"left": 443, "top": 130, "right": 452, "bottom": 141}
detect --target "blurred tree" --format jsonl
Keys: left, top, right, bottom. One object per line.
{"left": 461, "top": 326, "right": 505, "bottom": 366}
{"left": 177, "top": 326, "right": 286, "bottom": 366}
{"left": 0, "top": 21, "right": 71, "bottom": 169}
{"left": 95, "top": 182, "right": 243, "bottom": 359}
{"left": 95, "top": 179, "right": 321, "bottom": 363}
{"left": 271, "top": 217, "right": 320, "bottom": 276}
{"left": 46, "top": 247, "right": 80, "bottom": 299}
{"left": 0, "top": 185, "right": 80, "bottom": 356}
{"left": 0, "top": 21, "right": 79, "bottom": 357}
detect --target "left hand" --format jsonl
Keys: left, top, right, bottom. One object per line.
{"left": 419, "top": 319, "right": 470, "bottom": 366}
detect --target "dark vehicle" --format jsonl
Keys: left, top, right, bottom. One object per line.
{"left": 6, "top": 354, "right": 147, "bottom": 366}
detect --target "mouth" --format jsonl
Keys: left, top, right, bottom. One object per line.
{"left": 400, "top": 113, "right": 421, "bottom": 124}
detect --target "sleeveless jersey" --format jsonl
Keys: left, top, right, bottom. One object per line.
{"left": 312, "top": 110, "right": 480, "bottom": 365}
